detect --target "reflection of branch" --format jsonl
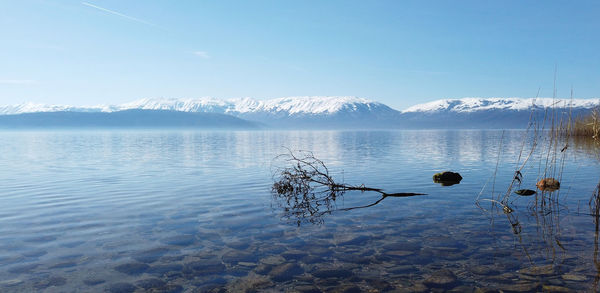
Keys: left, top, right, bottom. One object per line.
{"left": 339, "top": 196, "right": 387, "bottom": 212}
{"left": 339, "top": 193, "right": 424, "bottom": 212}
{"left": 504, "top": 210, "right": 535, "bottom": 265}
{"left": 271, "top": 148, "right": 425, "bottom": 226}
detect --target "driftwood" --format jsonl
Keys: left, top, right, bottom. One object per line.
{"left": 271, "top": 148, "right": 425, "bottom": 226}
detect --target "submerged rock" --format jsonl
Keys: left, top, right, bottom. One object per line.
{"left": 136, "top": 278, "right": 166, "bottom": 290}
{"left": 312, "top": 268, "right": 353, "bottom": 279}
{"left": 450, "top": 285, "right": 482, "bottom": 292}
{"left": 542, "top": 285, "right": 571, "bottom": 292}
{"left": 294, "top": 284, "right": 321, "bottom": 293}
{"left": 8, "top": 263, "right": 39, "bottom": 274}
{"left": 22, "top": 250, "right": 47, "bottom": 258}
{"left": 132, "top": 247, "right": 170, "bottom": 263}
{"left": 227, "top": 273, "right": 273, "bottom": 292}
{"left": 469, "top": 265, "right": 500, "bottom": 275}
{"left": 226, "top": 241, "right": 250, "bottom": 250}
{"left": 385, "top": 250, "right": 414, "bottom": 257}
{"left": 147, "top": 264, "right": 183, "bottom": 276}
{"left": 423, "top": 269, "right": 458, "bottom": 288}
{"left": 164, "top": 284, "right": 185, "bottom": 293}
{"left": 332, "top": 285, "right": 362, "bottom": 293}
{"left": 33, "top": 276, "right": 67, "bottom": 289}
{"left": 254, "top": 263, "right": 274, "bottom": 275}
{"left": 183, "top": 260, "right": 225, "bottom": 275}
{"left": 498, "top": 282, "right": 540, "bottom": 292}
{"left": 536, "top": 178, "right": 560, "bottom": 191}
{"left": 433, "top": 172, "right": 463, "bottom": 186}
{"left": 49, "top": 261, "right": 77, "bottom": 269}
{"left": 269, "top": 263, "right": 304, "bottom": 281}
{"left": 0, "top": 279, "right": 23, "bottom": 287}
{"left": 260, "top": 255, "right": 285, "bottom": 266}
{"left": 83, "top": 278, "right": 105, "bottom": 286}
{"left": 473, "top": 287, "right": 501, "bottom": 293}
{"left": 337, "top": 235, "right": 371, "bottom": 246}
{"left": 222, "top": 250, "right": 258, "bottom": 265}
{"left": 107, "top": 282, "right": 137, "bottom": 293}
{"left": 364, "top": 279, "right": 394, "bottom": 291}
{"left": 561, "top": 273, "right": 587, "bottom": 281}
{"left": 281, "top": 249, "right": 308, "bottom": 260}
{"left": 397, "top": 282, "right": 429, "bottom": 293}
{"left": 161, "top": 234, "right": 196, "bottom": 246}
{"left": 114, "top": 263, "right": 150, "bottom": 275}
{"left": 518, "top": 264, "right": 555, "bottom": 276}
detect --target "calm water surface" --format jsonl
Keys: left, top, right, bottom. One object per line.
{"left": 1, "top": 130, "right": 600, "bottom": 292}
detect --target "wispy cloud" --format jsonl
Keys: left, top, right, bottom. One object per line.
{"left": 82, "top": 2, "right": 155, "bottom": 27}
{"left": 0, "top": 79, "right": 36, "bottom": 85}
{"left": 193, "top": 51, "right": 210, "bottom": 59}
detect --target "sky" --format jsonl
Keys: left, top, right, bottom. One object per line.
{"left": 0, "top": 0, "right": 599, "bottom": 110}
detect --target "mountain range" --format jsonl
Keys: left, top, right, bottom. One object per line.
{"left": 0, "top": 97, "right": 598, "bottom": 129}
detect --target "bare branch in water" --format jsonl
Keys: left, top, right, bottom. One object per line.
{"left": 271, "top": 148, "right": 425, "bottom": 226}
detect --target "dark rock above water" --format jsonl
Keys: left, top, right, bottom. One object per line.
{"left": 433, "top": 171, "right": 463, "bottom": 186}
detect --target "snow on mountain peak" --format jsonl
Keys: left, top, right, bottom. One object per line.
{"left": 402, "top": 97, "right": 600, "bottom": 113}
{"left": 0, "top": 96, "right": 380, "bottom": 116}
{"left": 118, "top": 96, "right": 377, "bottom": 115}
{"left": 229, "top": 96, "right": 375, "bottom": 114}
{"left": 119, "top": 97, "right": 229, "bottom": 113}
{"left": 0, "top": 102, "right": 108, "bottom": 115}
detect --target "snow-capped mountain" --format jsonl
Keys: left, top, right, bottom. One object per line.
{"left": 0, "top": 102, "right": 109, "bottom": 115}
{"left": 400, "top": 97, "right": 600, "bottom": 129}
{"left": 118, "top": 96, "right": 386, "bottom": 116}
{"left": 1, "top": 96, "right": 599, "bottom": 129}
{"left": 0, "top": 97, "right": 401, "bottom": 129}
{"left": 0, "top": 96, "right": 388, "bottom": 115}
{"left": 403, "top": 97, "right": 600, "bottom": 113}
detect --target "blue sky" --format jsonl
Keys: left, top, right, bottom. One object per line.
{"left": 1, "top": 0, "right": 599, "bottom": 110}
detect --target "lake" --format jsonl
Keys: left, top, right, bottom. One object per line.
{"left": 1, "top": 130, "right": 600, "bottom": 292}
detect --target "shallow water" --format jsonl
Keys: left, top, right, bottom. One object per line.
{"left": 1, "top": 130, "right": 600, "bottom": 292}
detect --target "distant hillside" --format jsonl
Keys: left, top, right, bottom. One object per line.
{"left": 0, "top": 110, "right": 259, "bottom": 129}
